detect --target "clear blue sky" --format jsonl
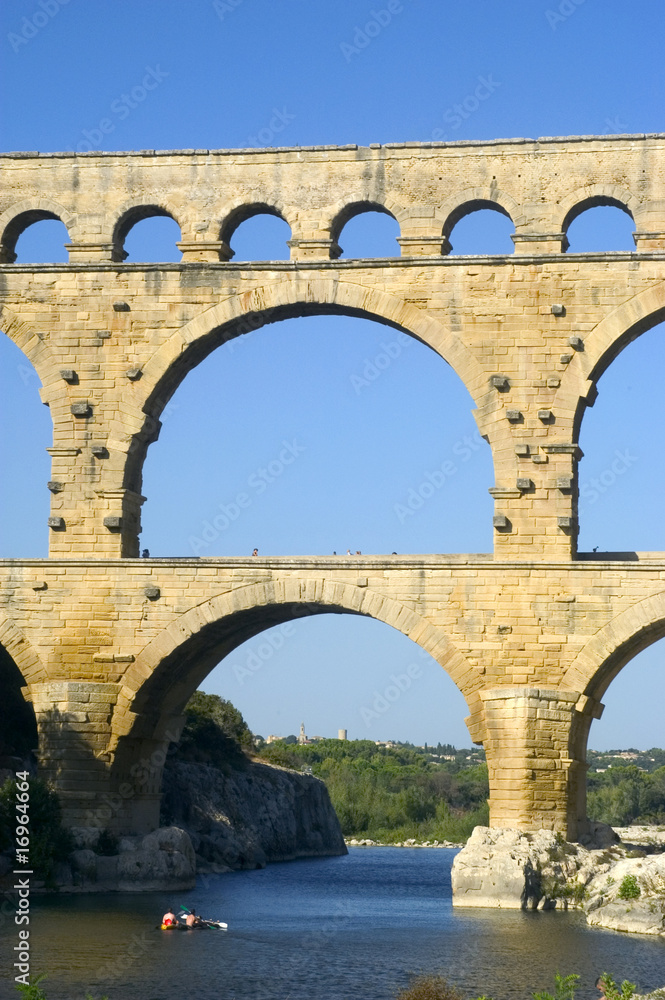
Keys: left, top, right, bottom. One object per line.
{"left": 1, "top": 0, "right": 664, "bottom": 750}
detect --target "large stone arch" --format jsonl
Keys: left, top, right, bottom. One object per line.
{"left": 106, "top": 579, "right": 482, "bottom": 833}
{"left": 562, "top": 589, "right": 665, "bottom": 701}
{"left": 561, "top": 589, "right": 665, "bottom": 812}
{"left": 0, "top": 616, "right": 47, "bottom": 686}
{"left": 111, "top": 578, "right": 482, "bottom": 747}
{"left": 552, "top": 279, "right": 665, "bottom": 438}
{"left": 0, "top": 303, "right": 79, "bottom": 460}
{"left": 136, "top": 276, "right": 491, "bottom": 419}
{"left": 120, "top": 276, "right": 498, "bottom": 494}
{"left": 0, "top": 301, "right": 59, "bottom": 382}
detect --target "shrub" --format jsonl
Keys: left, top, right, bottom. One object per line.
{"left": 395, "top": 975, "right": 464, "bottom": 1000}
{"left": 0, "top": 778, "right": 73, "bottom": 883}
{"left": 617, "top": 874, "right": 641, "bottom": 900}
{"left": 14, "top": 977, "right": 108, "bottom": 1000}
{"left": 533, "top": 973, "right": 580, "bottom": 1000}
{"left": 597, "top": 974, "right": 636, "bottom": 1000}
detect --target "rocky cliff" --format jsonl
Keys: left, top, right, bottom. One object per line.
{"left": 52, "top": 757, "right": 346, "bottom": 892}
{"left": 161, "top": 757, "right": 347, "bottom": 872}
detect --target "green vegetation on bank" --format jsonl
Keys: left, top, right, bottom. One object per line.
{"left": 257, "top": 731, "right": 665, "bottom": 837}
{"left": 587, "top": 765, "right": 665, "bottom": 825}
{"left": 258, "top": 738, "right": 489, "bottom": 842}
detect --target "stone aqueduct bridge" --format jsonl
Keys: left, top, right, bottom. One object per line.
{"left": 2, "top": 134, "right": 665, "bottom": 840}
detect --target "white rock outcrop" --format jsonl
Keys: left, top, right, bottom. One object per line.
{"left": 452, "top": 825, "right": 665, "bottom": 937}
{"left": 585, "top": 853, "right": 665, "bottom": 936}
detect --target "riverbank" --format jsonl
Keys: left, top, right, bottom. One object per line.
{"left": 345, "top": 837, "right": 463, "bottom": 848}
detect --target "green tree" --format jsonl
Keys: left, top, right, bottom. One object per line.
{"left": 0, "top": 778, "right": 72, "bottom": 883}
{"left": 174, "top": 691, "right": 254, "bottom": 769}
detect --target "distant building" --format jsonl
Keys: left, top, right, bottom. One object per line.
{"left": 338, "top": 729, "right": 347, "bottom": 741}
{"left": 298, "top": 721, "right": 307, "bottom": 745}
{"left": 266, "top": 735, "right": 282, "bottom": 744}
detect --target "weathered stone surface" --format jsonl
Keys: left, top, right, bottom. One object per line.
{"left": 70, "top": 826, "right": 101, "bottom": 850}
{"left": 67, "top": 826, "right": 195, "bottom": 891}
{"left": 452, "top": 826, "right": 566, "bottom": 909}
{"left": 613, "top": 826, "right": 665, "bottom": 850}
{"left": 161, "top": 759, "right": 347, "bottom": 870}
{"left": 585, "top": 854, "right": 665, "bottom": 936}
{"left": 453, "top": 825, "right": 665, "bottom": 936}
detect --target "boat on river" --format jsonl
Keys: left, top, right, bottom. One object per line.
{"left": 159, "top": 919, "right": 228, "bottom": 931}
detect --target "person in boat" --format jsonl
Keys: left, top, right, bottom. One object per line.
{"left": 185, "top": 908, "right": 203, "bottom": 927}
{"left": 162, "top": 907, "right": 177, "bottom": 927}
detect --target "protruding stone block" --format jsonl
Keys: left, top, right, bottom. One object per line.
{"left": 71, "top": 402, "right": 92, "bottom": 417}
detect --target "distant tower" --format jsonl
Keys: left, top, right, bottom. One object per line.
{"left": 338, "top": 728, "right": 347, "bottom": 741}
{"left": 299, "top": 721, "right": 307, "bottom": 745}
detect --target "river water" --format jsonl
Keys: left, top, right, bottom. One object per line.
{"left": 1, "top": 848, "right": 663, "bottom": 1000}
